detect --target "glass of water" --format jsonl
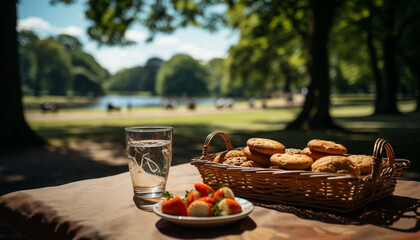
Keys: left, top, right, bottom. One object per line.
{"left": 125, "top": 126, "right": 173, "bottom": 210}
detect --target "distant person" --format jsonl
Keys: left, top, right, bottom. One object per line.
{"left": 226, "top": 98, "right": 234, "bottom": 108}
{"left": 187, "top": 99, "right": 196, "bottom": 110}
{"left": 215, "top": 98, "right": 225, "bottom": 109}
{"left": 40, "top": 102, "right": 59, "bottom": 113}
{"left": 301, "top": 87, "right": 308, "bottom": 96}
{"left": 107, "top": 103, "right": 120, "bottom": 112}
{"left": 262, "top": 99, "right": 268, "bottom": 109}
{"left": 284, "top": 91, "right": 293, "bottom": 106}
{"left": 170, "top": 99, "right": 177, "bottom": 109}
{"left": 161, "top": 100, "right": 170, "bottom": 109}
{"left": 127, "top": 102, "right": 132, "bottom": 111}
{"left": 162, "top": 99, "right": 177, "bottom": 109}
{"left": 248, "top": 97, "right": 256, "bottom": 108}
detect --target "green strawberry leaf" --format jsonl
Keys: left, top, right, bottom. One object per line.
{"left": 184, "top": 190, "right": 190, "bottom": 199}
{"left": 163, "top": 191, "right": 172, "bottom": 199}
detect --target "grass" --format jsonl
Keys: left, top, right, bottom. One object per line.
{"left": 26, "top": 95, "right": 420, "bottom": 180}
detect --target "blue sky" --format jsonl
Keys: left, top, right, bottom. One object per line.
{"left": 17, "top": 0, "right": 239, "bottom": 74}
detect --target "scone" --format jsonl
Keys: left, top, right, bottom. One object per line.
{"left": 307, "top": 139, "right": 347, "bottom": 155}
{"left": 246, "top": 138, "right": 286, "bottom": 155}
{"left": 213, "top": 150, "right": 246, "bottom": 163}
{"left": 311, "top": 156, "right": 360, "bottom": 177}
{"left": 285, "top": 148, "right": 303, "bottom": 154}
{"left": 348, "top": 154, "right": 379, "bottom": 174}
{"left": 270, "top": 153, "right": 314, "bottom": 170}
{"left": 302, "top": 147, "right": 338, "bottom": 160}
{"left": 223, "top": 157, "right": 248, "bottom": 166}
{"left": 240, "top": 160, "right": 265, "bottom": 168}
{"left": 243, "top": 146, "right": 271, "bottom": 166}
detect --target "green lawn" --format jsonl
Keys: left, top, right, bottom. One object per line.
{"left": 26, "top": 95, "right": 420, "bottom": 180}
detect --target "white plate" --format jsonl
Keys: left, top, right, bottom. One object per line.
{"left": 153, "top": 197, "right": 254, "bottom": 227}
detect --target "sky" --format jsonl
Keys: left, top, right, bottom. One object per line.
{"left": 17, "top": 0, "right": 239, "bottom": 74}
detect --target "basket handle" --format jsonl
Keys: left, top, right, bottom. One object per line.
{"left": 371, "top": 138, "right": 396, "bottom": 183}
{"left": 201, "top": 132, "right": 234, "bottom": 159}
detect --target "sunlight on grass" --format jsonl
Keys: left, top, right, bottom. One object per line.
{"left": 28, "top": 96, "right": 418, "bottom": 143}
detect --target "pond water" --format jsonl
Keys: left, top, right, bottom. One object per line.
{"left": 85, "top": 95, "right": 217, "bottom": 110}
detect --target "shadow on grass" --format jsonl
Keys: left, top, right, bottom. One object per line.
{"left": 3, "top": 111, "right": 419, "bottom": 197}
{"left": 1, "top": 115, "right": 419, "bottom": 238}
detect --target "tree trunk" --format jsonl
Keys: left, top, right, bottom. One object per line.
{"left": 398, "top": 52, "right": 420, "bottom": 112}
{"left": 376, "top": 35, "right": 400, "bottom": 114}
{"left": 367, "top": 32, "right": 384, "bottom": 114}
{"left": 286, "top": 0, "right": 340, "bottom": 130}
{"left": 0, "top": 0, "right": 45, "bottom": 148}
{"left": 375, "top": 1, "right": 401, "bottom": 114}
{"left": 365, "top": 2, "right": 384, "bottom": 114}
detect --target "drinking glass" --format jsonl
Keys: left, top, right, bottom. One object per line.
{"left": 125, "top": 126, "right": 173, "bottom": 210}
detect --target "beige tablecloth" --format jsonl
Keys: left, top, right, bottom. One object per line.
{"left": 0, "top": 163, "right": 419, "bottom": 240}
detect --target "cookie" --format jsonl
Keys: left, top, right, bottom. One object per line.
{"left": 223, "top": 157, "right": 248, "bottom": 166}
{"left": 307, "top": 139, "right": 347, "bottom": 155}
{"left": 213, "top": 150, "right": 245, "bottom": 163}
{"left": 240, "top": 160, "right": 265, "bottom": 168}
{"left": 246, "top": 138, "right": 286, "bottom": 155}
{"left": 311, "top": 156, "right": 360, "bottom": 177}
{"left": 243, "top": 146, "right": 271, "bottom": 166}
{"left": 270, "top": 153, "right": 314, "bottom": 170}
{"left": 285, "top": 148, "right": 303, "bottom": 154}
{"left": 348, "top": 155, "right": 377, "bottom": 174}
{"left": 302, "top": 147, "right": 337, "bottom": 160}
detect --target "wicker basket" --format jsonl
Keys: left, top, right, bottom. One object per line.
{"left": 190, "top": 132, "right": 411, "bottom": 213}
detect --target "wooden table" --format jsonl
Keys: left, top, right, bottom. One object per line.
{"left": 0, "top": 163, "right": 419, "bottom": 240}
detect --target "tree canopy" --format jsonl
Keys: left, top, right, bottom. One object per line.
{"left": 156, "top": 54, "right": 208, "bottom": 97}
{"left": 18, "top": 31, "right": 109, "bottom": 97}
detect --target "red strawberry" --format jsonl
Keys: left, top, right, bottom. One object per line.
{"left": 194, "top": 183, "right": 215, "bottom": 197}
{"left": 161, "top": 192, "right": 188, "bottom": 216}
{"left": 197, "top": 196, "right": 216, "bottom": 206}
{"left": 187, "top": 200, "right": 214, "bottom": 217}
{"left": 214, "top": 186, "right": 235, "bottom": 202}
{"left": 216, "top": 198, "right": 242, "bottom": 216}
{"left": 185, "top": 190, "right": 200, "bottom": 207}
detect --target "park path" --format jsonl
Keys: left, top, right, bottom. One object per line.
{"left": 26, "top": 95, "right": 304, "bottom": 122}
{"left": 26, "top": 105, "right": 255, "bottom": 121}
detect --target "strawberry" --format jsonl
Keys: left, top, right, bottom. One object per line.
{"left": 216, "top": 198, "right": 242, "bottom": 216}
{"left": 213, "top": 186, "right": 235, "bottom": 202}
{"left": 161, "top": 192, "right": 188, "bottom": 216}
{"left": 185, "top": 190, "right": 200, "bottom": 207}
{"left": 187, "top": 200, "right": 214, "bottom": 217}
{"left": 197, "top": 196, "right": 216, "bottom": 206}
{"left": 194, "top": 183, "right": 215, "bottom": 197}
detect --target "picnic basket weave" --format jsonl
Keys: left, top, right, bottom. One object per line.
{"left": 190, "top": 132, "right": 410, "bottom": 213}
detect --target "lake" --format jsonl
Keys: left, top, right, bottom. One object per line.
{"left": 85, "top": 96, "right": 217, "bottom": 109}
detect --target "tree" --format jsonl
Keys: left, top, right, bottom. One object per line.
{"left": 69, "top": 50, "right": 109, "bottom": 87}
{"left": 71, "top": 0, "right": 342, "bottom": 129}
{"left": 156, "top": 54, "right": 208, "bottom": 97}
{"left": 206, "top": 58, "right": 227, "bottom": 96}
{"left": 55, "top": 34, "right": 83, "bottom": 51}
{"left": 72, "top": 67, "right": 104, "bottom": 96}
{"left": 29, "top": 38, "right": 73, "bottom": 96}
{"left": 280, "top": 0, "right": 341, "bottom": 129}
{"left": 224, "top": 3, "right": 305, "bottom": 98}
{"left": 348, "top": 0, "right": 420, "bottom": 114}
{"left": 105, "top": 66, "right": 145, "bottom": 92}
{"left": 142, "top": 57, "right": 163, "bottom": 95}
{"left": 328, "top": 2, "right": 373, "bottom": 93}
{"left": 0, "top": 0, "right": 45, "bottom": 147}
{"left": 393, "top": 0, "right": 420, "bottom": 112}
{"left": 19, "top": 31, "right": 40, "bottom": 95}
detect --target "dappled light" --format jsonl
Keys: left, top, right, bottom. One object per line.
{"left": 1, "top": 0, "right": 420, "bottom": 238}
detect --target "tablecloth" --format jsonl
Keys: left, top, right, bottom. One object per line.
{"left": 0, "top": 163, "right": 419, "bottom": 240}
